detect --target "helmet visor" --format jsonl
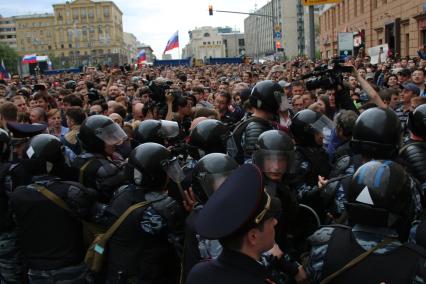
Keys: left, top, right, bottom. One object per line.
{"left": 196, "top": 171, "right": 233, "bottom": 198}
{"left": 253, "top": 149, "right": 289, "bottom": 175}
{"left": 95, "top": 123, "right": 128, "bottom": 146}
{"left": 161, "top": 157, "right": 185, "bottom": 183}
{"left": 159, "top": 120, "right": 179, "bottom": 138}
{"left": 310, "top": 115, "right": 335, "bottom": 135}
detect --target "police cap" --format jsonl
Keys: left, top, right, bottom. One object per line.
{"left": 7, "top": 122, "right": 47, "bottom": 138}
{"left": 196, "top": 164, "right": 281, "bottom": 240}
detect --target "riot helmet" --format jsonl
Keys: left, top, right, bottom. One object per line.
{"left": 78, "top": 115, "right": 127, "bottom": 154}
{"left": 189, "top": 119, "right": 229, "bottom": 159}
{"left": 290, "top": 109, "right": 334, "bottom": 147}
{"left": 134, "top": 119, "right": 179, "bottom": 145}
{"left": 26, "top": 134, "right": 64, "bottom": 172}
{"left": 347, "top": 160, "right": 414, "bottom": 232}
{"left": 192, "top": 153, "right": 238, "bottom": 204}
{"left": 128, "top": 142, "right": 183, "bottom": 189}
{"left": 249, "top": 80, "right": 283, "bottom": 114}
{"left": 0, "top": 128, "right": 10, "bottom": 161}
{"left": 253, "top": 130, "right": 294, "bottom": 181}
{"left": 350, "top": 107, "right": 401, "bottom": 159}
{"left": 408, "top": 104, "right": 426, "bottom": 140}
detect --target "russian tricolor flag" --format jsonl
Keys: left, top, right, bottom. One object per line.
{"left": 22, "top": 54, "right": 37, "bottom": 64}
{"left": 163, "top": 31, "right": 179, "bottom": 54}
{"left": 137, "top": 50, "right": 146, "bottom": 64}
{"left": 0, "top": 60, "right": 9, "bottom": 80}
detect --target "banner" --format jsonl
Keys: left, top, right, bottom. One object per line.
{"left": 338, "top": 32, "right": 354, "bottom": 59}
{"left": 368, "top": 44, "right": 389, "bottom": 64}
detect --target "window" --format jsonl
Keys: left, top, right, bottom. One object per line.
{"left": 203, "top": 42, "right": 206, "bottom": 45}
{"left": 48, "top": 45, "right": 51, "bottom": 50}
{"left": 69, "top": 43, "right": 72, "bottom": 48}
{"left": 238, "top": 38, "right": 245, "bottom": 46}
{"left": 422, "top": 30, "right": 426, "bottom": 46}
{"left": 81, "top": 8, "right": 86, "bottom": 18}
{"left": 204, "top": 32, "right": 210, "bottom": 37}
{"left": 354, "top": 0, "right": 358, "bottom": 17}
{"left": 361, "top": 0, "right": 364, "bottom": 13}
{"left": 73, "top": 9, "right": 79, "bottom": 20}
{"left": 103, "top": 7, "right": 110, "bottom": 17}
{"left": 88, "top": 8, "right": 94, "bottom": 18}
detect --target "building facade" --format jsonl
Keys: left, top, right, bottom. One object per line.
{"left": 0, "top": 16, "right": 17, "bottom": 49}
{"left": 123, "top": 32, "right": 140, "bottom": 63}
{"left": 221, "top": 31, "right": 246, "bottom": 57}
{"left": 15, "top": 0, "right": 127, "bottom": 67}
{"left": 244, "top": 0, "right": 321, "bottom": 59}
{"left": 183, "top": 27, "right": 226, "bottom": 60}
{"left": 319, "top": 0, "right": 426, "bottom": 59}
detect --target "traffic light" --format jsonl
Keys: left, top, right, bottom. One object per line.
{"left": 209, "top": 5, "right": 213, "bottom": 16}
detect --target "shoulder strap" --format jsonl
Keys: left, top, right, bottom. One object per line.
{"left": 98, "top": 200, "right": 152, "bottom": 246}
{"left": 320, "top": 238, "right": 393, "bottom": 284}
{"left": 79, "top": 158, "right": 96, "bottom": 184}
{"left": 399, "top": 142, "right": 425, "bottom": 156}
{"left": 35, "top": 184, "right": 72, "bottom": 212}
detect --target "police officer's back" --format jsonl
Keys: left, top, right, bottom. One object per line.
{"left": 9, "top": 134, "right": 97, "bottom": 283}
{"left": 306, "top": 160, "right": 426, "bottom": 283}
{"left": 106, "top": 143, "right": 185, "bottom": 283}
{"left": 230, "top": 80, "right": 282, "bottom": 163}
{"left": 399, "top": 104, "right": 426, "bottom": 186}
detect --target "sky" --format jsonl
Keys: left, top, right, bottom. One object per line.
{"left": 0, "top": 0, "right": 270, "bottom": 58}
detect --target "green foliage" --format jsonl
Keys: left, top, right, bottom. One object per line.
{"left": 0, "top": 43, "right": 19, "bottom": 74}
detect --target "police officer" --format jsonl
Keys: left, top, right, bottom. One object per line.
{"left": 399, "top": 104, "right": 426, "bottom": 186}
{"left": 106, "top": 142, "right": 186, "bottom": 283}
{"left": 0, "top": 128, "right": 21, "bottom": 283}
{"left": 253, "top": 130, "right": 309, "bottom": 279}
{"left": 188, "top": 119, "right": 230, "bottom": 161}
{"left": 182, "top": 153, "right": 238, "bottom": 280}
{"left": 186, "top": 164, "right": 282, "bottom": 284}
{"left": 72, "top": 115, "right": 128, "bottom": 203}
{"left": 305, "top": 160, "right": 426, "bottom": 283}
{"left": 326, "top": 108, "right": 421, "bottom": 223}
{"left": 9, "top": 134, "right": 98, "bottom": 283}
{"left": 290, "top": 109, "right": 333, "bottom": 219}
{"left": 229, "top": 80, "right": 283, "bottom": 164}
{"left": 133, "top": 119, "right": 179, "bottom": 146}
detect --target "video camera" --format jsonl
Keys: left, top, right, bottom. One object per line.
{"left": 302, "top": 59, "right": 353, "bottom": 90}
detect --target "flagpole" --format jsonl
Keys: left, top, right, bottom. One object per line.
{"left": 177, "top": 31, "right": 180, "bottom": 59}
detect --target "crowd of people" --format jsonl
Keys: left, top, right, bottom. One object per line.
{"left": 0, "top": 50, "right": 426, "bottom": 283}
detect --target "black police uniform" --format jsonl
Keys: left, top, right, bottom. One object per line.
{"left": 306, "top": 160, "right": 426, "bottom": 283}
{"left": 9, "top": 176, "right": 97, "bottom": 282}
{"left": 106, "top": 185, "right": 184, "bottom": 283}
{"left": 186, "top": 164, "right": 282, "bottom": 284}
{"left": 106, "top": 143, "right": 185, "bottom": 283}
{"left": 72, "top": 115, "right": 128, "bottom": 203}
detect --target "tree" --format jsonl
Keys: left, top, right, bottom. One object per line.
{"left": 0, "top": 43, "right": 19, "bottom": 74}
